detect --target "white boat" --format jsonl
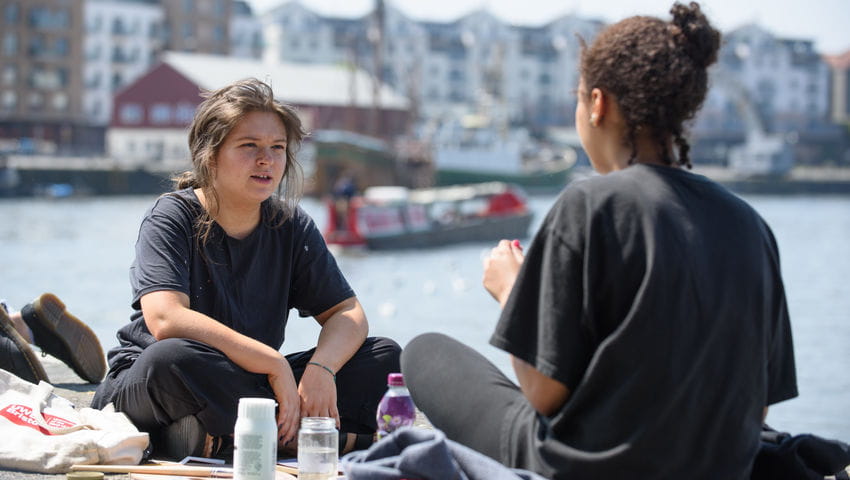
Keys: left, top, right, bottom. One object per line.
{"left": 428, "top": 114, "right": 576, "bottom": 190}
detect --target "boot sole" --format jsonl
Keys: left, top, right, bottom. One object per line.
{"left": 31, "top": 293, "right": 106, "bottom": 383}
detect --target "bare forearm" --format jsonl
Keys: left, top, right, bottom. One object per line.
{"left": 142, "top": 292, "right": 286, "bottom": 376}
{"left": 511, "top": 355, "right": 570, "bottom": 417}
{"left": 311, "top": 300, "right": 368, "bottom": 372}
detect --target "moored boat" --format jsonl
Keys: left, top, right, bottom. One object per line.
{"left": 323, "top": 182, "right": 534, "bottom": 250}
{"left": 429, "top": 114, "right": 576, "bottom": 191}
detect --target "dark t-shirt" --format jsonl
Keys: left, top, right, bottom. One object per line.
{"left": 490, "top": 165, "right": 797, "bottom": 479}
{"left": 106, "top": 188, "right": 353, "bottom": 371}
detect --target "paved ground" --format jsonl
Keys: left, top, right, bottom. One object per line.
{"left": 0, "top": 355, "right": 129, "bottom": 480}
{"left": 1, "top": 356, "right": 431, "bottom": 479}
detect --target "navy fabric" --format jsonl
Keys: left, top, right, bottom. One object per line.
{"left": 342, "top": 427, "right": 547, "bottom": 480}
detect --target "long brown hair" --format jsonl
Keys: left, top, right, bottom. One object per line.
{"left": 580, "top": 2, "right": 721, "bottom": 168}
{"left": 172, "top": 78, "right": 307, "bottom": 244}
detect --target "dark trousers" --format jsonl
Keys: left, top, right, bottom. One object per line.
{"left": 400, "top": 332, "right": 541, "bottom": 469}
{"left": 92, "top": 336, "right": 400, "bottom": 442}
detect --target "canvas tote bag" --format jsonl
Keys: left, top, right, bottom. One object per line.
{"left": 0, "top": 369, "right": 149, "bottom": 473}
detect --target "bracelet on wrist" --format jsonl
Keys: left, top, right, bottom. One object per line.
{"left": 307, "top": 361, "right": 336, "bottom": 381}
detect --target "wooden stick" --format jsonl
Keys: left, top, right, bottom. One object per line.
{"left": 70, "top": 465, "right": 233, "bottom": 478}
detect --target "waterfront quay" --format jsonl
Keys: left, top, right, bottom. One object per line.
{"left": 695, "top": 165, "right": 850, "bottom": 194}
{"left": 0, "top": 154, "right": 178, "bottom": 197}
{"left": 4, "top": 153, "right": 850, "bottom": 198}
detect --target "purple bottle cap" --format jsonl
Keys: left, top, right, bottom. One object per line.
{"left": 387, "top": 373, "right": 405, "bottom": 386}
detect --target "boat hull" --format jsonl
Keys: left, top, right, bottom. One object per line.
{"left": 435, "top": 166, "right": 571, "bottom": 190}
{"left": 365, "top": 212, "right": 533, "bottom": 250}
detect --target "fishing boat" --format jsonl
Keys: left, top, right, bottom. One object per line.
{"left": 429, "top": 114, "right": 576, "bottom": 191}
{"left": 323, "top": 182, "right": 534, "bottom": 250}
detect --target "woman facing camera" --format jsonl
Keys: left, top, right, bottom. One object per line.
{"left": 401, "top": 3, "right": 797, "bottom": 478}
{"left": 93, "top": 78, "right": 399, "bottom": 459}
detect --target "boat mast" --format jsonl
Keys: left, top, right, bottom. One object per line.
{"left": 370, "top": 0, "right": 386, "bottom": 138}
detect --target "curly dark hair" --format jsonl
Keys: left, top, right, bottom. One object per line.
{"left": 580, "top": 2, "right": 720, "bottom": 168}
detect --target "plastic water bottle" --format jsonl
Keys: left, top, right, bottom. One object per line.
{"left": 233, "top": 398, "right": 277, "bottom": 480}
{"left": 298, "top": 417, "right": 338, "bottom": 480}
{"left": 376, "top": 373, "right": 416, "bottom": 439}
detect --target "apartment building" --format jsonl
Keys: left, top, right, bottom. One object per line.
{"left": 230, "top": 0, "right": 263, "bottom": 59}
{"left": 0, "top": 0, "right": 89, "bottom": 153}
{"left": 1, "top": 0, "right": 251, "bottom": 154}
{"left": 263, "top": 2, "right": 602, "bottom": 128}
{"left": 83, "top": 0, "right": 164, "bottom": 127}
{"left": 692, "top": 24, "right": 838, "bottom": 165}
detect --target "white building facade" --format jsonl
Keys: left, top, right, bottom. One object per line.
{"left": 83, "top": 0, "right": 163, "bottom": 126}
{"left": 230, "top": 0, "right": 263, "bottom": 59}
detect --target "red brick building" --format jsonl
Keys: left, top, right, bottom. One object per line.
{"left": 108, "top": 51, "right": 411, "bottom": 172}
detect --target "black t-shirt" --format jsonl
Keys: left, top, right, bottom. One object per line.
{"left": 490, "top": 165, "right": 797, "bottom": 479}
{"left": 106, "top": 189, "right": 353, "bottom": 370}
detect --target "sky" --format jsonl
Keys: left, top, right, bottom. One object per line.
{"left": 246, "top": 0, "right": 850, "bottom": 56}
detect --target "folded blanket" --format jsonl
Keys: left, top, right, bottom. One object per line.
{"left": 341, "top": 427, "right": 546, "bottom": 480}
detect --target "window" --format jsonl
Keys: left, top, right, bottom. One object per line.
{"left": 112, "top": 46, "right": 126, "bottom": 62}
{"left": 88, "top": 100, "right": 101, "bottom": 118}
{"left": 29, "top": 68, "right": 62, "bottom": 89}
{"left": 4, "top": 3, "right": 19, "bottom": 25}
{"left": 87, "top": 44, "right": 101, "bottom": 61}
{"left": 29, "top": 7, "right": 69, "bottom": 29}
{"left": 214, "top": 0, "right": 227, "bottom": 16}
{"left": 1, "top": 90, "right": 15, "bottom": 109}
{"left": 182, "top": 22, "right": 194, "bottom": 41}
{"left": 54, "top": 9, "right": 69, "bottom": 28}
{"left": 86, "top": 72, "right": 101, "bottom": 88}
{"left": 28, "top": 35, "right": 46, "bottom": 57}
{"left": 88, "top": 15, "right": 102, "bottom": 33}
{"left": 150, "top": 103, "right": 171, "bottom": 124}
{"left": 28, "top": 92, "right": 44, "bottom": 109}
{"left": 55, "top": 37, "right": 68, "bottom": 56}
{"left": 175, "top": 102, "right": 195, "bottom": 123}
{"left": 56, "top": 67, "right": 68, "bottom": 87}
{"left": 213, "top": 25, "right": 225, "bottom": 44}
{"left": 112, "top": 18, "right": 126, "bottom": 35}
{"left": 2, "top": 32, "right": 16, "bottom": 57}
{"left": 1, "top": 65, "right": 15, "bottom": 85}
{"left": 52, "top": 92, "right": 68, "bottom": 111}
{"left": 119, "top": 103, "right": 143, "bottom": 124}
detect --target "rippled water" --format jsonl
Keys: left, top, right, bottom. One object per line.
{"left": 1, "top": 191, "right": 848, "bottom": 440}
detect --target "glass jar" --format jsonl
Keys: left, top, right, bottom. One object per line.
{"left": 297, "top": 417, "right": 338, "bottom": 480}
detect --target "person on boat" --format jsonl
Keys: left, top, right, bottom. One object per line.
{"left": 0, "top": 293, "right": 106, "bottom": 384}
{"left": 331, "top": 171, "right": 357, "bottom": 230}
{"left": 91, "top": 78, "right": 400, "bottom": 460}
{"left": 400, "top": 3, "right": 797, "bottom": 478}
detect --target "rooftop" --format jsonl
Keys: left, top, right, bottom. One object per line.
{"left": 161, "top": 51, "right": 410, "bottom": 110}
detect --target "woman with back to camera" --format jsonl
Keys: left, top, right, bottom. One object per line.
{"left": 92, "top": 78, "right": 399, "bottom": 459}
{"left": 401, "top": 2, "right": 797, "bottom": 478}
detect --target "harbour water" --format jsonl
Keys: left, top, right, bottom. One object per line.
{"left": 0, "top": 190, "right": 848, "bottom": 442}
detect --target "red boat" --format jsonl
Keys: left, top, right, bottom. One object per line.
{"left": 324, "top": 182, "right": 533, "bottom": 250}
